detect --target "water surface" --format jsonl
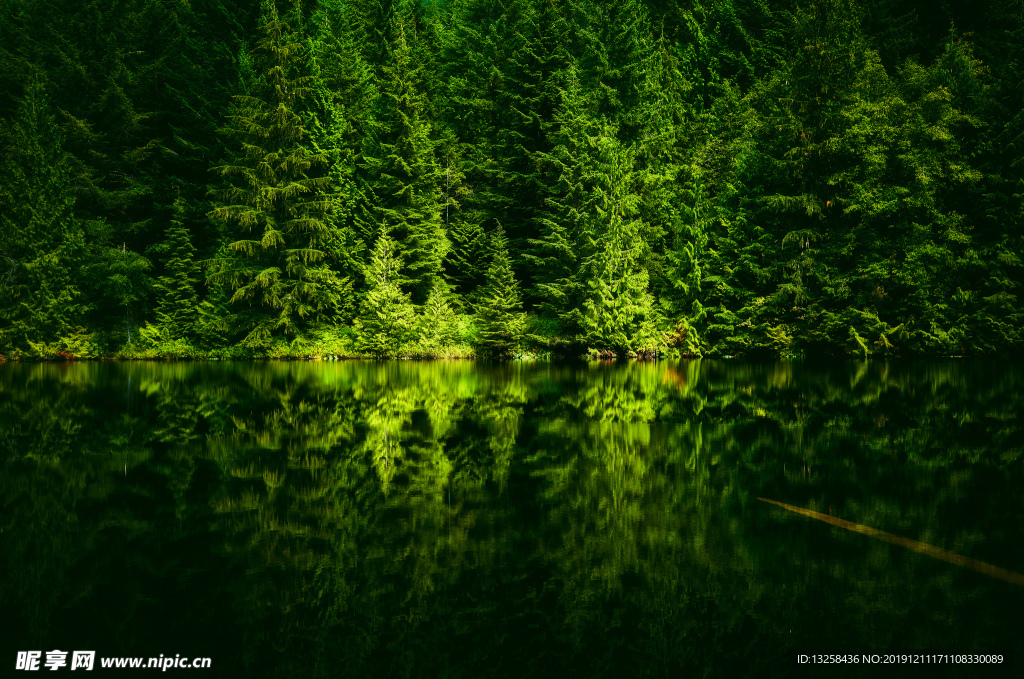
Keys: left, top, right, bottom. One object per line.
{"left": 2, "top": 360, "right": 1022, "bottom": 677}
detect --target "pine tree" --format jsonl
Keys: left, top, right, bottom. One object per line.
{"left": 31, "top": 1, "right": 166, "bottom": 339}
{"left": 208, "top": 1, "right": 353, "bottom": 346}
{"left": 663, "top": 181, "right": 710, "bottom": 355}
{"left": 418, "top": 280, "right": 462, "bottom": 351}
{"left": 152, "top": 198, "right": 200, "bottom": 340}
{"left": 357, "top": 228, "right": 419, "bottom": 357}
{"left": 152, "top": 1, "right": 250, "bottom": 271}
{"left": 308, "top": 0, "right": 377, "bottom": 285}
{"left": 476, "top": 225, "right": 526, "bottom": 358}
{"left": 0, "top": 84, "right": 86, "bottom": 356}
{"left": 532, "top": 65, "right": 661, "bottom": 354}
{"left": 359, "top": 5, "right": 448, "bottom": 303}
{"left": 439, "top": 0, "right": 567, "bottom": 300}
{"left": 445, "top": 214, "right": 489, "bottom": 297}
{"left": 530, "top": 66, "right": 601, "bottom": 341}
{"left": 575, "top": 126, "right": 660, "bottom": 356}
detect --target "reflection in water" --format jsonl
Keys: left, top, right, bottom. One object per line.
{"left": 1, "top": 360, "right": 1022, "bottom": 677}
{"left": 758, "top": 497, "right": 1024, "bottom": 586}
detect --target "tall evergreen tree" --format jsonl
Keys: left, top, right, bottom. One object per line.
{"left": 152, "top": 1, "right": 250, "bottom": 266}
{"left": 439, "top": 0, "right": 567, "bottom": 298}
{"left": 575, "top": 127, "right": 660, "bottom": 355}
{"left": 359, "top": 4, "right": 449, "bottom": 302}
{"left": 530, "top": 66, "right": 601, "bottom": 339}
{"left": 29, "top": 1, "right": 167, "bottom": 338}
{"left": 208, "top": 1, "right": 353, "bottom": 346}
{"left": 307, "top": 0, "right": 377, "bottom": 283}
{"left": 0, "top": 84, "right": 86, "bottom": 356}
{"left": 532, "top": 67, "right": 661, "bottom": 353}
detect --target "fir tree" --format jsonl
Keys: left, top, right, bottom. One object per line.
{"left": 32, "top": 0, "right": 166, "bottom": 339}
{"left": 0, "top": 84, "right": 86, "bottom": 355}
{"left": 152, "top": 198, "right": 200, "bottom": 340}
{"left": 532, "top": 67, "right": 660, "bottom": 354}
{"left": 476, "top": 225, "right": 526, "bottom": 358}
{"left": 418, "top": 280, "right": 462, "bottom": 351}
{"left": 663, "top": 181, "right": 711, "bottom": 355}
{"left": 439, "top": 0, "right": 567, "bottom": 299}
{"left": 308, "top": 0, "right": 377, "bottom": 284}
{"left": 359, "top": 6, "right": 448, "bottom": 303}
{"left": 357, "top": 228, "right": 419, "bottom": 357}
{"left": 445, "top": 214, "right": 489, "bottom": 297}
{"left": 208, "top": 1, "right": 353, "bottom": 346}
{"left": 576, "top": 126, "right": 660, "bottom": 356}
{"left": 530, "top": 65, "right": 601, "bottom": 340}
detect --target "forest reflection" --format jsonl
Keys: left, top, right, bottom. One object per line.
{"left": 2, "top": 360, "right": 1022, "bottom": 677}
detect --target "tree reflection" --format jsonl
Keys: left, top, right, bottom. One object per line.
{"left": 1, "top": 359, "right": 1022, "bottom": 677}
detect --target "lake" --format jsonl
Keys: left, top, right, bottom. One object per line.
{"left": 2, "top": 360, "right": 1022, "bottom": 677}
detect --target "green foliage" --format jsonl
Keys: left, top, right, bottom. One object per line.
{"left": 1, "top": 0, "right": 1022, "bottom": 358}
{"left": 359, "top": 4, "right": 448, "bottom": 302}
{"left": 475, "top": 225, "right": 526, "bottom": 358}
{"left": 152, "top": 198, "right": 200, "bottom": 340}
{"left": 415, "top": 280, "right": 464, "bottom": 353}
{"left": 208, "top": 2, "right": 354, "bottom": 347}
{"left": 0, "top": 84, "right": 86, "bottom": 356}
{"left": 357, "top": 229, "right": 419, "bottom": 357}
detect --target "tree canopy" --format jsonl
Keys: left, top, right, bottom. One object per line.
{"left": 0, "top": 0, "right": 1020, "bottom": 359}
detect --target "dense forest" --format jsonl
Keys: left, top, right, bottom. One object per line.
{"left": 0, "top": 0, "right": 1021, "bottom": 359}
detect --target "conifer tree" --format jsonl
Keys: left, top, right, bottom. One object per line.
{"left": 153, "top": 1, "right": 249, "bottom": 267}
{"left": 31, "top": 0, "right": 166, "bottom": 338}
{"left": 359, "top": 5, "right": 448, "bottom": 303}
{"left": 357, "top": 228, "right": 419, "bottom": 357}
{"left": 208, "top": 1, "right": 353, "bottom": 346}
{"left": 576, "top": 127, "right": 660, "bottom": 355}
{"left": 0, "top": 84, "right": 86, "bottom": 355}
{"left": 476, "top": 225, "right": 526, "bottom": 358}
{"left": 446, "top": 215, "right": 489, "bottom": 297}
{"left": 308, "top": 0, "right": 377, "bottom": 283}
{"left": 532, "top": 66, "right": 661, "bottom": 353}
{"left": 152, "top": 198, "right": 200, "bottom": 340}
{"left": 663, "top": 182, "right": 710, "bottom": 354}
{"left": 418, "top": 280, "right": 462, "bottom": 351}
{"left": 530, "top": 66, "right": 601, "bottom": 338}
{"left": 439, "top": 0, "right": 567, "bottom": 298}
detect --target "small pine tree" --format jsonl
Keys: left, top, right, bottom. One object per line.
{"left": 357, "top": 228, "right": 419, "bottom": 357}
{"left": 419, "top": 280, "right": 462, "bottom": 350}
{"left": 153, "top": 198, "right": 200, "bottom": 340}
{"left": 476, "top": 225, "right": 526, "bottom": 358}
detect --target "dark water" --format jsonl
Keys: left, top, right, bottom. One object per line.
{"left": 2, "top": 360, "right": 1022, "bottom": 677}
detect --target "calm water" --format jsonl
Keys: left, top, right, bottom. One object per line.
{"left": 1, "top": 360, "right": 1022, "bottom": 677}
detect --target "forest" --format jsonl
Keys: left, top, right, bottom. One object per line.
{"left": 0, "top": 0, "right": 1021, "bottom": 360}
